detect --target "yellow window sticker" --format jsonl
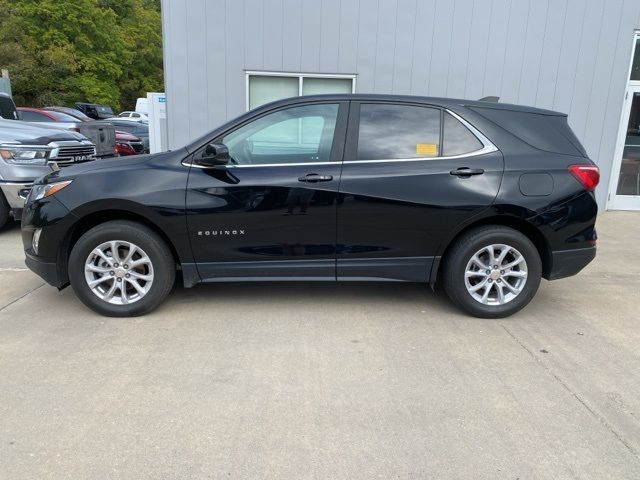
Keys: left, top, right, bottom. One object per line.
{"left": 416, "top": 143, "right": 438, "bottom": 156}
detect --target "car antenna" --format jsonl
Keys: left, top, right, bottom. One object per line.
{"left": 479, "top": 96, "right": 500, "bottom": 102}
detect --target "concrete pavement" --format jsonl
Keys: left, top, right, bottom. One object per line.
{"left": 0, "top": 212, "right": 639, "bottom": 479}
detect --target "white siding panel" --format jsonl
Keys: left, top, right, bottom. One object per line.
{"left": 392, "top": 0, "right": 417, "bottom": 94}
{"left": 446, "top": 0, "right": 473, "bottom": 98}
{"left": 320, "top": 0, "right": 341, "bottom": 72}
{"left": 428, "top": 0, "right": 455, "bottom": 97}
{"left": 282, "top": 0, "right": 302, "bottom": 72}
{"left": 373, "top": 0, "right": 398, "bottom": 92}
{"left": 263, "top": 0, "right": 284, "bottom": 71}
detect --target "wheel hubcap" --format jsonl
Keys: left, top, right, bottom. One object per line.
{"left": 464, "top": 244, "right": 528, "bottom": 306}
{"left": 84, "top": 240, "right": 154, "bottom": 305}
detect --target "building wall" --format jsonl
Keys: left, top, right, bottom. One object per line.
{"left": 161, "top": 0, "right": 640, "bottom": 208}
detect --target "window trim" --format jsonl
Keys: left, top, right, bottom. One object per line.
{"left": 245, "top": 71, "right": 357, "bottom": 111}
{"left": 344, "top": 101, "right": 497, "bottom": 164}
{"left": 187, "top": 100, "right": 350, "bottom": 169}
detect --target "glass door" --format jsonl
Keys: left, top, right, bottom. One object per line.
{"left": 610, "top": 87, "right": 640, "bottom": 210}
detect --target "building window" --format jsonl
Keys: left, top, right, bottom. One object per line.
{"left": 246, "top": 72, "right": 356, "bottom": 110}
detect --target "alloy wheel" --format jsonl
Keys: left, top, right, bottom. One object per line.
{"left": 84, "top": 240, "right": 154, "bottom": 305}
{"left": 464, "top": 243, "right": 528, "bottom": 306}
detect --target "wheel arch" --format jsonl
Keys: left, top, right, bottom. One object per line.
{"left": 58, "top": 209, "right": 193, "bottom": 287}
{"left": 431, "top": 215, "right": 552, "bottom": 284}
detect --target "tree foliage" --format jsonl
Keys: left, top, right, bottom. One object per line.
{"left": 0, "top": 0, "right": 163, "bottom": 111}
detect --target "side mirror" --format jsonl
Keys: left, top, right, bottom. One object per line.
{"left": 196, "top": 143, "right": 230, "bottom": 167}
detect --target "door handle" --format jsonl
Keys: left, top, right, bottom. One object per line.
{"left": 450, "top": 167, "right": 485, "bottom": 177}
{"left": 298, "top": 173, "right": 333, "bottom": 183}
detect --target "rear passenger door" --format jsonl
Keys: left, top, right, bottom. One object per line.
{"left": 336, "top": 101, "right": 504, "bottom": 282}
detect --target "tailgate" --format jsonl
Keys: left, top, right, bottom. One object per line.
{"left": 79, "top": 123, "right": 115, "bottom": 157}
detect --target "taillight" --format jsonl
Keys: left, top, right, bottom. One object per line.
{"left": 568, "top": 165, "right": 599, "bottom": 192}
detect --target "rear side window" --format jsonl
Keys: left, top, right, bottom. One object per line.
{"left": 442, "top": 112, "right": 484, "bottom": 156}
{"left": 357, "top": 104, "right": 441, "bottom": 160}
{"left": 470, "top": 106, "right": 586, "bottom": 157}
{"left": 20, "top": 110, "right": 50, "bottom": 122}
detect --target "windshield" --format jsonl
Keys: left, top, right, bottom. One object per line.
{"left": 97, "top": 106, "right": 114, "bottom": 115}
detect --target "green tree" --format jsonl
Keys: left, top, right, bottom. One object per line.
{"left": 0, "top": 0, "right": 163, "bottom": 111}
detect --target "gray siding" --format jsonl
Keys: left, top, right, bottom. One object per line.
{"left": 161, "top": 0, "right": 640, "bottom": 208}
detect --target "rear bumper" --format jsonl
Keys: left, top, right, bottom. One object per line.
{"left": 547, "top": 246, "right": 596, "bottom": 280}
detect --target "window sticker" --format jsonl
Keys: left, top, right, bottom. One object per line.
{"left": 416, "top": 143, "right": 438, "bottom": 156}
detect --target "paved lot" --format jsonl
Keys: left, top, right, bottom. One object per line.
{"left": 0, "top": 212, "right": 639, "bottom": 479}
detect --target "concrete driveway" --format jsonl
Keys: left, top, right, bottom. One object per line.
{"left": 0, "top": 212, "right": 639, "bottom": 479}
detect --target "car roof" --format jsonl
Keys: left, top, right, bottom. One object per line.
{"left": 254, "top": 93, "right": 566, "bottom": 117}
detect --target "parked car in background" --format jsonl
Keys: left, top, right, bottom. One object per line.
{"left": 74, "top": 102, "right": 114, "bottom": 120}
{"left": 115, "top": 130, "right": 145, "bottom": 156}
{"left": 21, "top": 94, "right": 599, "bottom": 318}
{"left": 17, "top": 107, "right": 116, "bottom": 159}
{"left": 94, "top": 118, "right": 149, "bottom": 153}
{"left": 0, "top": 118, "right": 96, "bottom": 228}
{"left": 44, "top": 107, "right": 144, "bottom": 156}
{"left": 44, "top": 106, "right": 93, "bottom": 122}
{"left": 117, "top": 111, "right": 148, "bottom": 122}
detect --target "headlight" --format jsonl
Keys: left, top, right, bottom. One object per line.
{"left": 0, "top": 145, "right": 51, "bottom": 165}
{"left": 28, "top": 180, "right": 73, "bottom": 202}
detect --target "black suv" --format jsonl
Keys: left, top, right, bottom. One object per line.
{"left": 21, "top": 95, "right": 599, "bottom": 318}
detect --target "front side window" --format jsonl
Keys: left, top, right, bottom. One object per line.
{"left": 442, "top": 112, "right": 484, "bottom": 156}
{"left": 222, "top": 103, "right": 339, "bottom": 165}
{"left": 356, "top": 104, "right": 441, "bottom": 160}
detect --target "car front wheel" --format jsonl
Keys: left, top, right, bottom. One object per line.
{"left": 442, "top": 226, "right": 542, "bottom": 318}
{"left": 68, "top": 220, "right": 175, "bottom": 317}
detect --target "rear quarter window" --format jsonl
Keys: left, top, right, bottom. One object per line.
{"left": 442, "top": 112, "right": 484, "bottom": 156}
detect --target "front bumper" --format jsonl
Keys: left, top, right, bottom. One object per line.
{"left": 25, "top": 252, "right": 65, "bottom": 288}
{"left": 0, "top": 181, "right": 32, "bottom": 210}
{"left": 547, "top": 246, "right": 596, "bottom": 280}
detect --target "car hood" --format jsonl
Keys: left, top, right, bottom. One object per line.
{"left": 45, "top": 149, "right": 186, "bottom": 180}
{"left": 0, "top": 119, "right": 87, "bottom": 145}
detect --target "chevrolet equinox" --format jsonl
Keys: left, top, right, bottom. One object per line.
{"left": 21, "top": 95, "right": 599, "bottom": 318}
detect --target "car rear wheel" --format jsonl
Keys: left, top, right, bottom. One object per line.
{"left": 68, "top": 220, "right": 175, "bottom": 317}
{"left": 442, "top": 226, "right": 542, "bottom": 318}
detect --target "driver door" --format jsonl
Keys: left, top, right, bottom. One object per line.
{"left": 186, "top": 101, "right": 348, "bottom": 281}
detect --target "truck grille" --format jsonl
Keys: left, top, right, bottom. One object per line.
{"left": 131, "top": 142, "right": 144, "bottom": 153}
{"left": 54, "top": 145, "right": 96, "bottom": 164}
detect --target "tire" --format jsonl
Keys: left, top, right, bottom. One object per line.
{"left": 442, "top": 226, "right": 542, "bottom": 318}
{"left": 68, "top": 220, "right": 176, "bottom": 317}
{"left": 0, "top": 193, "right": 10, "bottom": 230}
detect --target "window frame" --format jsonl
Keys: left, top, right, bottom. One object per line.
{"left": 344, "top": 101, "right": 497, "bottom": 164}
{"left": 245, "top": 71, "right": 357, "bottom": 111}
{"left": 188, "top": 100, "right": 350, "bottom": 168}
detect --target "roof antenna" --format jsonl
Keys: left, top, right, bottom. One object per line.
{"left": 479, "top": 96, "right": 500, "bottom": 102}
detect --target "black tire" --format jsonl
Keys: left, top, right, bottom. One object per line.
{"left": 442, "top": 226, "right": 542, "bottom": 318}
{"left": 68, "top": 220, "right": 176, "bottom": 317}
{"left": 0, "top": 193, "right": 10, "bottom": 230}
